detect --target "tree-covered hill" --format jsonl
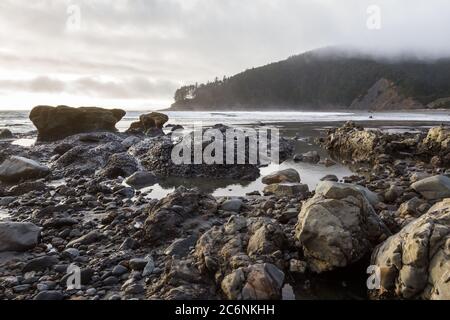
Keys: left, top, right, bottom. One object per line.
{"left": 170, "top": 48, "right": 450, "bottom": 111}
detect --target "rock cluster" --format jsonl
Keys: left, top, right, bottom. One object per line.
{"left": 1, "top": 115, "right": 450, "bottom": 301}
{"left": 126, "top": 112, "right": 169, "bottom": 136}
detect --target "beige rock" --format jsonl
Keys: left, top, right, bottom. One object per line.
{"left": 371, "top": 199, "right": 450, "bottom": 300}
{"left": 295, "top": 182, "right": 390, "bottom": 273}
{"left": 261, "top": 169, "right": 300, "bottom": 185}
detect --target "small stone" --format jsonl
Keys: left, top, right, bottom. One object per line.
{"left": 142, "top": 258, "right": 155, "bottom": 277}
{"left": 221, "top": 199, "right": 243, "bottom": 213}
{"left": 23, "top": 256, "right": 59, "bottom": 273}
{"left": 320, "top": 175, "right": 339, "bottom": 182}
{"left": 164, "top": 236, "right": 197, "bottom": 257}
{"left": 124, "top": 171, "right": 158, "bottom": 189}
{"left": 86, "top": 288, "right": 97, "bottom": 296}
{"left": 103, "top": 276, "right": 120, "bottom": 286}
{"left": 129, "top": 258, "right": 149, "bottom": 271}
{"left": 112, "top": 265, "right": 128, "bottom": 276}
{"left": 34, "top": 291, "right": 64, "bottom": 301}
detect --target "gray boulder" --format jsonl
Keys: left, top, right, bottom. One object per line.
{"left": 0, "top": 156, "right": 50, "bottom": 183}
{"left": 0, "top": 222, "right": 41, "bottom": 252}
{"left": 411, "top": 175, "right": 450, "bottom": 200}
{"left": 124, "top": 171, "right": 158, "bottom": 189}
{"left": 221, "top": 198, "right": 243, "bottom": 213}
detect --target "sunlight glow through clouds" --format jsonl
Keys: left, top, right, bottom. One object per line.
{"left": 0, "top": 0, "right": 449, "bottom": 110}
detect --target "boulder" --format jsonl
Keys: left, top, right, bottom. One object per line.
{"left": 146, "top": 258, "right": 218, "bottom": 300}
{"left": 221, "top": 263, "right": 285, "bottom": 301}
{"left": 315, "top": 181, "right": 380, "bottom": 207}
{"left": 144, "top": 187, "right": 217, "bottom": 245}
{"left": 0, "top": 156, "right": 50, "bottom": 183}
{"left": 0, "top": 222, "right": 41, "bottom": 252}
{"left": 371, "top": 199, "right": 450, "bottom": 300}
{"left": 411, "top": 175, "right": 450, "bottom": 200}
{"left": 131, "top": 135, "right": 260, "bottom": 181}
{"left": 247, "top": 223, "right": 286, "bottom": 257}
{"left": 419, "top": 126, "right": 450, "bottom": 155}
{"left": 127, "top": 112, "right": 169, "bottom": 134}
{"left": 263, "top": 183, "right": 309, "bottom": 197}
{"left": 195, "top": 216, "right": 287, "bottom": 298}
{"left": 124, "top": 171, "right": 158, "bottom": 189}
{"left": 295, "top": 182, "right": 390, "bottom": 273}
{"left": 261, "top": 169, "right": 300, "bottom": 185}
{"left": 0, "top": 129, "right": 13, "bottom": 139}
{"left": 29, "top": 105, "right": 126, "bottom": 141}
{"left": 97, "top": 152, "right": 138, "bottom": 179}
{"left": 221, "top": 198, "right": 243, "bottom": 213}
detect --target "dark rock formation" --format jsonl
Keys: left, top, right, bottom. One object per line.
{"left": 126, "top": 112, "right": 169, "bottom": 135}
{"left": 0, "top": 129, "right": 13, "bottom": 140}
{"left": 29, "top": 105, "right": 126, "bottom": 141}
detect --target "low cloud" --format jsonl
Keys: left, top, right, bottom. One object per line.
{"left": 0, "top": 76, "right": 178, "bottom": 99}
{"left": 0, "top": 0, "right": 449, "bottom": 108}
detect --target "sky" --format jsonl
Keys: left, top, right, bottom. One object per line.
{"left": 0, "top": 0, "right": 449, "bottom": 110}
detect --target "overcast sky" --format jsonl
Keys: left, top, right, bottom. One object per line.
{"left": 0, "top": 0, "right": 449, "bottom": 110}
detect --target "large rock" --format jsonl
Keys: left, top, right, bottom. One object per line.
{"left": 0, "top": 222, "right": 41, "bottom": 252}
{"left": 127, "top": 112, "right": 169, "bottom": 134}
{"left": 131, "top": 135, "right": 260, "bottom": 181}
{"left": 411, "top": 175, "right": 450, "bottom": 200}
{"left": 0, "top": 156, "right": 50, "bottom": 183}
{"left": 261, "top": 169, "right": 300, "bottom": 185}
{"left": 322, "top": 122, "right": 380, "bottom": 163}
{"left": 370, "top": 199, "right": 450, "bottom": 300}
{"left": 419, "top": 126, "right": 450, "bottom": 155}
{"left": 97, "top": 152, "right": 138, "bottom": 179}
{"left": 144, "top": 187, "right": 217, "bottom": 245}
{"left": 53, "top": 134, "right": 126, "bottom": 177}
{"left": 295, "top": 182, "right": 390, "bottom": 273}
{"left": 195, "top": 216, "right": 287, "bottom": 300}
{"left": 29, "top": 105, "right": 126, "bottom": 141}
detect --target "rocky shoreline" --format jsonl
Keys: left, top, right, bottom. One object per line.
{"left": 0, "top": 107, "right": 449, "bottom": 300}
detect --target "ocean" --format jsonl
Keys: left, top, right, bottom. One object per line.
{"left": 2, "top": 109, "right": 450, "bottom": 198}
{"left": 2, "top": 110, "right": 450, "bottom": 134}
